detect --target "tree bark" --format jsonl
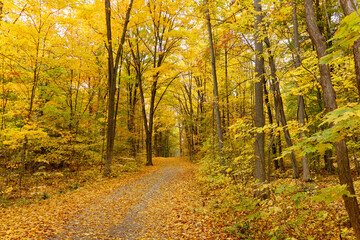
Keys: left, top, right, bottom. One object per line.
{"left": 304, "top": 0, "right": 360, "bottom": 238}
{"left": 0, "top": 1, "right": 3, "bottom": 21}
{"left": 205, "top": 1, "right": 224, "bottom": 158}
{"left": 253, "top": 0, "right": 266, "bottom": 182}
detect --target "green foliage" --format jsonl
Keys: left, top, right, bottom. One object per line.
{"left": 225, "top": 221, "right": 252, "bottom": 239}
{"left": 320, "top": 12, "right": 360, "bottom": 64}
{"left": 40, "top": 192, "right": 51, "bottom": 200}
{"left": 67, "top": 183, "right": 80, "bottom": 191}
{"left": 283, "top": 103, "right": 360, "bottom": 157}
{"left": 312, "top": 184, "right": 353, "bottom": 204}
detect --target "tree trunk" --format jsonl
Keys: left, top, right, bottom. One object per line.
{"left": 0, "top": 1, "right": 3, "bottom": 21}
{"left": 304, "top": 0, "right": 360, "bottom": 238}
{"left": 145, "top": 130, "right": 152, "bottom": 165}
{"left": 278, "top": 133, "right": 285, "bottom": 170}
{"left": 324, "top": 148, "right": 334, "bottom": 172}
{"left": 195, "top": 76, "right": 206, "bottom": 147}
{"left": 267, "top": 54, "right": 282, "bottom": 171}
{"left": 225, "top": 48, "right": 230, "bottom": 130}
{"left": 292, "top": 0, "right": 310, "bottom": 181}
{"left": 205, "top": 1, "right": 224, "bottom": 158}
{"left": 136, "top": 70, "right": 154, "bottom": 166}
{"left": 263, "top": 78, "right": 277, "bottom": 171}
{"left": 253, "top": 0, "right": 266, "bottom": 182}
{"left": 265, "top": 37, "right": 299, "bottom": 178}
{"left": 104, "top": 0, "right": 116, "bottom": 176}
{"left": 145, "top": 74, "right": 158, "bottom": 166}
{"left": 127, "top": 78, "right": 137, "bottom": 159}
{"left": 299, "top": 94, "right": 311, "bottom": 181}
{"left": 178, "top": 122, "right": 182, "bottom": 157}
{"left": 188, "top": 75, "right": 195, "bottom": 160}
{"left": 354, "top": 151, "right": 360, "bottom": 175}
{"left": 104, "top": 0, "right": 133, "bottom": 175}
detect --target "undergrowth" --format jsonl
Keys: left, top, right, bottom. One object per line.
{"left": 0, "top": 156, "right": 144, "bottom": 208}
{"left": 196, "top": 155, "right": 357, "bottom": 239}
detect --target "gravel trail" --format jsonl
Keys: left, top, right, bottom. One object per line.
{"left": 55, "top": 157, "right": 186, "bottom": 239}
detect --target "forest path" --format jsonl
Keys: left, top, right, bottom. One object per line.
{"left": 55, "top": 157, "right": 214, "bottom": 239}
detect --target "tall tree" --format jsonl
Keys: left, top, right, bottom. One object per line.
{"left": 264, "top": 37, "right": 300, "bottom": 179}
{"left": 124, "top": 62, "right": 138, "bottom": 159}
{"left": 128, "top": 0, "right": 184, "bottom": 166}
{"left": 304, "top": 0, "right": 360, "bottom": 238}
{"left": 253, "top": 0, "right": 265, "bottom": 182}
{"left": 104, "top": 0, "right": 133, "bottom": 175}
{"left": 205, "top": 0, "right": 224, "bottom": 158}
{"left": 292, "top": 0, "right": 310, "bottom": 181}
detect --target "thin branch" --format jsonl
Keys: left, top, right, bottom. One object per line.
{"left": 153, "top": 74, "right": 180, "bottom": 113}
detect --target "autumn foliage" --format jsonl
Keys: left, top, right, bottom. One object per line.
{"left": 1, "top": 0, "right": 360, "bottom": 239}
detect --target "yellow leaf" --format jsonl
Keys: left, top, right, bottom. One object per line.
{"left": 3, "top": 187, "right": 13, "bottom": 194}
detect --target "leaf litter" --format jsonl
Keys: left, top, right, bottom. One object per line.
{"left": 1, "top": 157, "right": 227, "bottom": 239}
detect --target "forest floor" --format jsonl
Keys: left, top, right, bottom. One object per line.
{"left": 0, "top": 157, "right": 228, "bottom": 239}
